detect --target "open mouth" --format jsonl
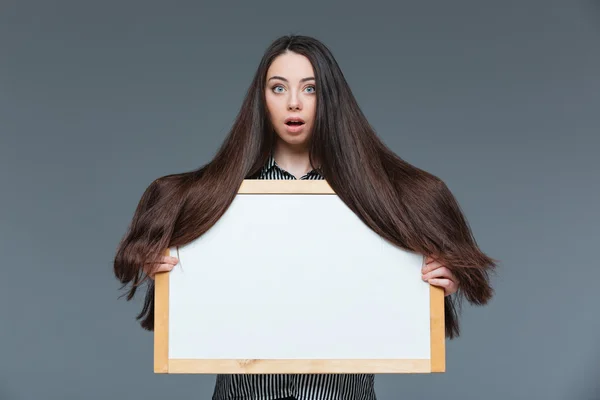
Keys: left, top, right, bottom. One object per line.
{"left": 285, "top": 117, "right": 305, "bottom": 126}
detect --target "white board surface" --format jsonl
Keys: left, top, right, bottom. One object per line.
{"left": 168, "top": 193, "right": 430, "bottom": 360}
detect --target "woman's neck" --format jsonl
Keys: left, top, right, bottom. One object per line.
{"left": 273, "top": 140, "right": 315, "bottom": 179}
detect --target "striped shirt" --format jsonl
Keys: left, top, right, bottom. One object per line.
{"left": 254, "top": 154, "right": 324, "bottom": 180}
{"left": 212, "top": 155, "right": 377, "bottom": 400}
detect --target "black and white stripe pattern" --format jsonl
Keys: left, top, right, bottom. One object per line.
{"left": 212, "top": 373, "right": 376, "bottom": 400}
{"left": 212, "top": 155, "right": 377, "bottom": 400}
{"left": 256, "top": 154, "right": 324, "bottom": 180}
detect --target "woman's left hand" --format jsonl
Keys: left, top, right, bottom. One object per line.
{"left": 422, "top": 255, "right": 459, "bottom": 296}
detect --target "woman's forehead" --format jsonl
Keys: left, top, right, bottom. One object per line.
{"left": 267, "top": 52, "right": 314, "bottom": 80}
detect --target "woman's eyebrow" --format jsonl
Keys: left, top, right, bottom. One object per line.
{"left": 267, "top": 76, "right": 315, "bottom": 83}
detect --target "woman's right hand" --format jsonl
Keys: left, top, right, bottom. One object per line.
{"left": 144, "top": 255, "right": 179, "bottom": 279}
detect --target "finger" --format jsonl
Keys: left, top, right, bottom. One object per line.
{"left": 156, "top": 263, "right": 176, "bottom": 274}
{"left": 426, "top": 254, "right": 441, "bottom": 264}
{"left": 145, "top": 256, "right": 179, "bottom": 266}
{"left": 422, "top": 260, "right": 441, "bottom": 274}
{"left": 422, "top": 266, "right": 455, "bottom": 281}
{"left": 427, "top": 278, "right": 458, "bottom": 296}
{"left": 145, "top": 263, "right": 175, "bottom": 278}
{"left": 163, "top": 256, "right": 179, "bottom": 265}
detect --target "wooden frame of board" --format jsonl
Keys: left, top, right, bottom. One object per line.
{"left": 154, "top": 179, "right": 445, "bottom": 374}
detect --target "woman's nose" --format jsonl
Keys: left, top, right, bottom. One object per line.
{"left": 288, "top": 94, "right": 302, "bottom": 111}
{"left": 288, "top": 103, "right": 300, "bottom": 111}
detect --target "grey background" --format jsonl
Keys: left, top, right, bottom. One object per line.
{"left": 1, "top": 0, "right": 598, "bottom": 399}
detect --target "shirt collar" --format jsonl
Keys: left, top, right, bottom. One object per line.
{"left": 261, "top": 153, "right": 323, "bottom": 179}
{"left": 261, "top": 153, "right": 278, "bottom": 175}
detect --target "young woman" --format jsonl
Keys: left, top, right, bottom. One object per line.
{"left": 114, "top": 35, "right": 496, "bottom": 400}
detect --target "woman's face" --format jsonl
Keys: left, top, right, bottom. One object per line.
{"left": 265, "top": 51, "right": 316, "bottom": 149}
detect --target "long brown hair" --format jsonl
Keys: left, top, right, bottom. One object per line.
{"left": 113, "top": 34, "right": 497, "bottom": 338}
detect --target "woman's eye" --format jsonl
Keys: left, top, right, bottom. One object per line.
{"left": 271, "top": 85, "right": 315, "bottom": 93}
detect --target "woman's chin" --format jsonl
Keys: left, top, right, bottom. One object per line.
{"left": 275, "top": 131, "right": 311, "bottom": 147}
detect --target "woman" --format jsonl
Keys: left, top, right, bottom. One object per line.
{"left": 114, "top": 35, "right": 496, "bottom": 400}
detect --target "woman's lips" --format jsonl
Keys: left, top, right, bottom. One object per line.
{"left": 284, "top": 122, "right": 305, "bottom": 133}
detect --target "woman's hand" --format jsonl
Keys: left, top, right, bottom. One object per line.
{"left": 143, "top": 255, "right": 179, "bottom": 279}
{"left": 422, "top": 255, "right": 459, "bottom": 296}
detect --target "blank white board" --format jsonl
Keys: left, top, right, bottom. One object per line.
{"left": 154, "top": 180, "right": 445, "bottom": 374}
